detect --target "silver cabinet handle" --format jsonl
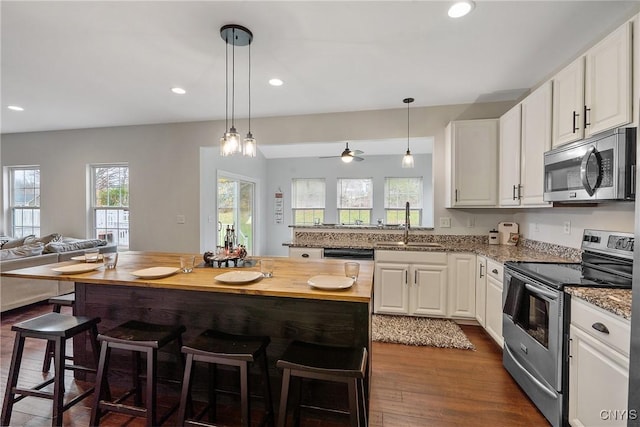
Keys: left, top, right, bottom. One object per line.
{"left": 414, "top": 270, "right": 418, "bottom": 285}
{"left": 592, "top": 322, "right": 610, "bottom": 334}
{"left": 479, "top": 264, "right": 484, "bottom": 278}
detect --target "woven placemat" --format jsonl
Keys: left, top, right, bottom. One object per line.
{"left": 372, "top": 314, "right": 475, "bottom": 350}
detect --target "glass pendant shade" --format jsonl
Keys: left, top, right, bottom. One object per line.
{"left": 402, "top": 150, "right": 415, "bottom": 168}
{"left": 221, "top": 127, "right": 241, "bottom": 156}
{"left": 243, "top": 133, "right": 257, "bottom": 157}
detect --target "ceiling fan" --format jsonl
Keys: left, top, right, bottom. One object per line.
{"left": 320, "top": 142, "right": 364, "bottom": 163}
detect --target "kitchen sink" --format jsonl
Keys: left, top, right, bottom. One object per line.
{"left": 375, "top": 241, "right": 443, "bottom": 248}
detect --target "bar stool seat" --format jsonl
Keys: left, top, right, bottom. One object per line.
{"left": 90, "top": 320, "right": 186, "bottom": 427}
{"left": 1, "top": 312, "right": 101, "bottom": 427}
{"left": 43, "top": 293, "right": 76, "bottom": 373}
{"left": 276, "top": 341, "right": 367, "bottom": 427}
{"left": 177, "top": 329, "right": 274, "bottom": 427}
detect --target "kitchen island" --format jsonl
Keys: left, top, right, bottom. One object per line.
{"left": 2, "top": 252, "right": 374, "bottom": 408}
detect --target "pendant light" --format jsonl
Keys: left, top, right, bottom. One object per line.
{"left": 219, "top": 24, "right": 256, "bottom": 157}
{"left": 402, "top": 97, "right": 415, "bottom": 168}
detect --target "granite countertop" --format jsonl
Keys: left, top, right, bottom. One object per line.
{"left": 565, "top": 287, "right": 632, "bottom": 320}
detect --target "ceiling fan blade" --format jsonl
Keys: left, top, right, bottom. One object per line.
{"left": 352, "top": 149, "right": 364, "bottom": 155}
{"left": 319, "top": 155, "right": 340, "bottom": 159}
{"left": 352, "top": 156, "right": 364, "bottom": 161}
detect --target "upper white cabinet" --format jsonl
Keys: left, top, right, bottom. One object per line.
{"left": 499, "top": 82, "right": 552, "bottom": 207}
{"left": 445, "top": 119, "right": 499, "bottom": 207}
{"left": 552, "top": 21, "right": 632, "bottom": 147}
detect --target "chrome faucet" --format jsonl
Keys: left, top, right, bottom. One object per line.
{"left": 403, "top": 201, "right": 410, "bottom": 244}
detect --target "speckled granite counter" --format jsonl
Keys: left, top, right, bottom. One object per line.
{"left": 284, "top": 232, "right": 581, "bottom": 263}
{"left": 565, "top": 287, "right": 632, "bottom": 320}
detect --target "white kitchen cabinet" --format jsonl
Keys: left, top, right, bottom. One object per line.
{"left": 552, "top": 21, "right": 632, "bottom": 147}
{"left": 520, "top": 81, "right": 552, "bottom": 206}
{"left": 445, "top": 119, "right": 498, "bottom": 208}
{"left": 484, "top": 259, "right": 504, "bottom": 347}
{"left": 475, "top": 256, "right": 487, "bottom": 327}
{"left": 498, "top": 104, "right": 522, "bottom": 207}
{"left": 374, "top": 250, "right": 447, "bottom": 317}
{"left": 499, "top": 82, "right": 552, "bottom": 207}
{"left": 569, "top": 298, "right": 631, "bottom": 427}
{"left": 447, "top": 253, "right": 476, "bottom": 319}
{"left": 288, "top": 247, "right": 323, "bottom": 259}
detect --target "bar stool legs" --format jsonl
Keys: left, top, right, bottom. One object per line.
{"left": 1, "top": 313, "right": 101, "bottom": 427}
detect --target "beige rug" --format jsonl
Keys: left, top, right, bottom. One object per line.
{"left": 372, "top": 314, "right": 475, "bottom": 350}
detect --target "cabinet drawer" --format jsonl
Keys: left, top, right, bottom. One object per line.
{"left": 571, "top": 298, "right": 630, "bottom": 357}
{"left": 288, "top": 247, "right": 323, "bottom": 259}
{"left": 486, "top": 259, "right": 503, "bottom": 282}
{"left": 375, "top": 250, "right": 447, "bottom": 264}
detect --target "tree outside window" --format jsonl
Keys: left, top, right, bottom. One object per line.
{"left": 92, "top": 165, "right": 129, "bottom": 248}
{"left": 337, "top": 178, "right": 372, "bottom": 224}
{"left": 9, "top": 167, "right": 40, "bottom": 237}
{"left": 292, "top": 178, "right": 325, "bottom": 225}
{"left": 384, "top": 177, "right": 422, "bottom": 225}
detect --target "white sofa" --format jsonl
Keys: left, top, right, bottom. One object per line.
{"left": 1, "top": 242, "right": 117, "bottom": 312}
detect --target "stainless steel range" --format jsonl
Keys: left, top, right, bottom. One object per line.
{"left": 502, "top": 229, "right": 633, "bottom": 427}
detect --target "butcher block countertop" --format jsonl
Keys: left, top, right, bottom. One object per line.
{"left": 1, "top": 251, "right": 373, "bottom": 303}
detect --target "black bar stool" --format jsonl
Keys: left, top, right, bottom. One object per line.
{"left": 276, "top": 341, "right": 367, "bottom": 427}
{"left": 89, "top": 320, "right": 186, "bottom": 427}
{"left": 43, "top": 293, "right": 76, "bottom": 372}
{"left": 1, "top": 312, "right": 101, "bottom": 427}
{"left": 177, "top": 329, "right": 274, "bottom": 427}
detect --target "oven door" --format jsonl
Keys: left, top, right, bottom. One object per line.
{"left": 502, "top": 269, "right": 565, "bottom": 420}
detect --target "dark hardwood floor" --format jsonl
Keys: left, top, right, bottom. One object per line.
{"left": 1, "top": 302, "right": 549, "bottom": 426}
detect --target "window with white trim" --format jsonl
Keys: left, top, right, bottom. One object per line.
{"left": 337, "top": 178, "right": 372, "bottom": 224}
{"left": 91, "top": 164, "right": 129, "bottom": 248}
{"left": 384, "top": 177, "right": 423, "bottom": 225}
{"left": 9, "top": 167, "right": 40, "bottom": 237}
{"left": 292, "top": 178, "right": 325, "bottom": 225}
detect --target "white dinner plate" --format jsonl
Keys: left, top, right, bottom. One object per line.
{"left": 52, "top": 263, "right": 102, "bottom": 274}
{"left": 130, "top": 267, "right": 180, "bottom": 279}
{"left": 70, "top": 254, "right": 103, "bottom": 262}
{"left": 307, "top": 275, "right": 354, "bottom": 290}
{"left": 214, "top": 271, "right": 263, "bottom": 284}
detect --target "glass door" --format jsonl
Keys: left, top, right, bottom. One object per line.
{"left": 217, "top": 175, "right": 255, "bottom": 255}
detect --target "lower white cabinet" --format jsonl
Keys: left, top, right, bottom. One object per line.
{"left": 484, "top": 259, "right": 504, "bottom": 347}
{"left": 447, "top": 253, "right": 476, "bottom": 319}
{"left": 288, "top": 247, "right": 323, "bottom": 259}
{"left": 475, "top": 256, "right": 487, "bottom": 327}
{"left": 374, "top": 250, "right": 448, "bottom": 317}
{"left": 568, "top": 298, "right": 631, "bottom": 427}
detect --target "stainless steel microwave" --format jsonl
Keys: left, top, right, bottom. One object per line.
{"left": 543, "top": 127, "right": 636, "bottom": 202}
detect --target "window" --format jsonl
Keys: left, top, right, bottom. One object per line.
{"left": 384, "top": 177, "right": 423, "bottom": 225}
{"left": 337, "top": 178, "right": 372, "bottom": 224}
{"left": 9, "top": 167, "right": 40, "bottom": 237}
{"left": 292, "top": 178, "right": 325, "bottom": 225}
{"left": 91, "top": 164, "right": 129, "bottom": 248}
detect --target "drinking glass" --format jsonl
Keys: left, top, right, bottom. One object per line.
{"left": 344, "top": 261, "right": 360, "bottom": 280}
{"left": 103, "top": 252, "right": 118, "bottom": 269}
{"left": 180, "top": 255, "right": 195, "bottom": 273}
{"left": 260, "top": 259, "right": 274, "bottom": 278}
{"left": 84, "top": 248, "right": 100, "bottom": 263}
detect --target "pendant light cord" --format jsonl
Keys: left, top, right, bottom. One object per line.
{"left": 406, "top": 100, "right": 410, "bottom": 151}
{"left": 248, "top": 42, "right": 251, "bottom": 133}
{"left": 231, "top": 28, "right": 236, "bottom": 129}
{"left": 224, "top": 33, "right": 229, "bottom": 132}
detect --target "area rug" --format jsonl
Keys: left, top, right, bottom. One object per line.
{"left": 372, "top": 314, "right": 475, "bottom": 350}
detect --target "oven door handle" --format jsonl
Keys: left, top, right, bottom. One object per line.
{"left": 504, "top": 344, "right": 558, "bottom": 399}
{"left": 524, "top": 283, "right": 558, "bottom": 300}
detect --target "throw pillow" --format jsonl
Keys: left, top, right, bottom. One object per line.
{"left": 0, "top": 242, "right": 45, "bottom": 260}
{"left": 32, "top": 233, "right": 62, "bottom": 245}
{"left": 1, "top": 235, "right": 36, "bottom": 250}
{"left": 43, "top": 239, "right": 107, "bottom": 253}
{"left": 0, "top": 235, "right": 12, "bottom": 248}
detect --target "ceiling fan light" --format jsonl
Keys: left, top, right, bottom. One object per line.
{"left": 402, "top": 150, "right": 415, "bottom": 168}
{"left": 342, "top": 154, "right": 354, "bottom": 163}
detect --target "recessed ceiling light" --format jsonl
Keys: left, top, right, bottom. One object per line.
{"left": 448, "top": 1, "right": 475, "bottom": 18}
{"left": 7, "top": 105, "right": 24, "bottom": 111}
{"left": 269, "top": 78, "right": 284, "bottom": 87}
{"left": 171, "top": 87, "right": 186, "bottom": 95}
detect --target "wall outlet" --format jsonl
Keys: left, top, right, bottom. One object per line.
{"left": 563, "top": 221, "right": 571, "bottom": 234}
{"left": 466, "top": 216, "right": 475, "bottom": 228}
{"left": 177, "top": 214, "right": 186, "bottom": 224}
{"left": 439, "top": 217, "right": 451, "bottom": 228}
{"left": 531, "top": 222, "right": 539, "bottom": 233}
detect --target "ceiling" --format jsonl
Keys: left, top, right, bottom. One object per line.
{"left": 2, "top": 0, "right": 639, "bottom": 143}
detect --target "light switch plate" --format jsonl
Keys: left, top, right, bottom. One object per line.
{"left": 439, "top": 217, "right": 451, "bottom": 228}
{"left": 563, "top": 221, "right": 570, "bottom": 234}
{"left": 177, "top": 215, "right": 186, "bottom": 224}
